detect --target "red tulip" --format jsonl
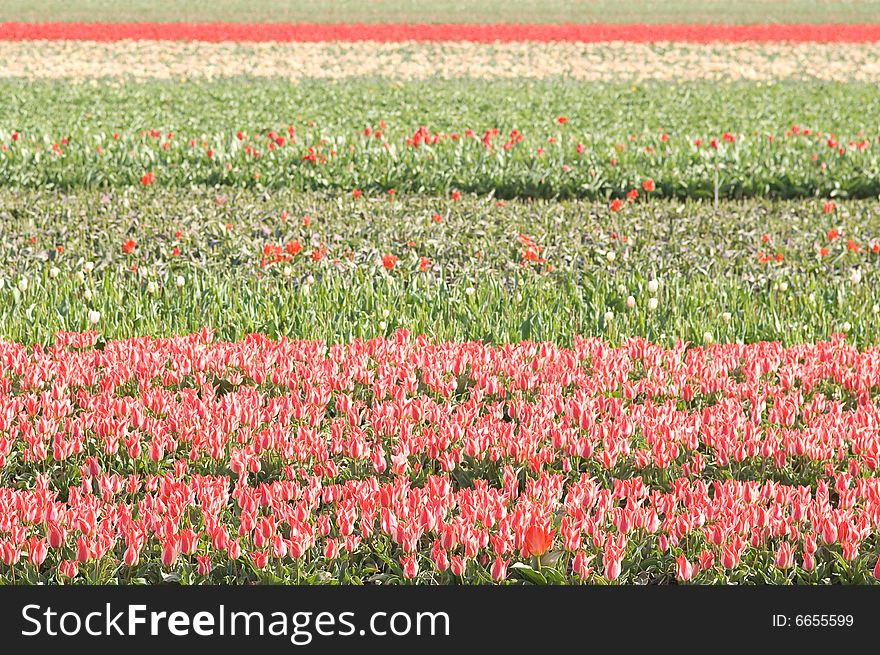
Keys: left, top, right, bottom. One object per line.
{"left": 675, "top": 554, "right": 696, "bottom": 581}
{"left": 197, "top": 555, "right": 213, "bottom": 576}
{"left": 382, "top": 254, "right": 398, "bottom": 270}
{"left": 250, "top": 550, "right": 269, "bottom": 569}
{"left": 75, "top": 535, "right": 92, "bottom": 563}
{"left": 699, "top": 550, "right": 715, "bottom": 571}
{"left": 491, "top": 556, "right": 509, "bottom": 582}
{"left": 28, "top": 538, "right": 48, "bottom": 567}
{"left": 524, "top": 523, "right": 555, "bottom": 557}
{"left": 47, "top": 522, "right": 65, "bottom": 549}
{"left": 161, "top": 538, "right": 179, "bottom": 567}
{"left": 604, "top": 554, "right": 622, "bottom": 582}
{"left": 59, "top": 560, "right": 78, "bottom": 580}
{"left": 721, "top": 544, "right": 741, "bottom": 569}
{"left": 572, "top": 552, "right": 594, "bottom": 579}
{"left": 775, "top": 542, "right": 794, "bottom": 569}
{"left": 401, "top": 555, "right": 418, "bottom": 579}
{"left": 120, "top": 540, "right": 139, "bottom": 564}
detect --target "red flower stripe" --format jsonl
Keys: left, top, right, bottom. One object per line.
{"left": 1, "top": 22, "right": 880, "bottom": 43}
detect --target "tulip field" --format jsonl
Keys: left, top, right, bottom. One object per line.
{"left": 2, "top": 5, "right": 880, "bottom": 587}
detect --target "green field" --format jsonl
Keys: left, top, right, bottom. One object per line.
{"left": 2, "top": 80, "right": 880, "bottom": 198}
{"left": 5, "top": 79, "right": 877, "bottom": 137}
{"left": 1, "top": 189, "right": 874, "bottom": 347}
{"left": 2, "top": 0, "right": 878, "bottom": 23}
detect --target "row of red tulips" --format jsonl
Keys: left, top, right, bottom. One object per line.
{"left": 1, "top": 330, "right": 880, "bottom": 582}
{"left": 3, "top": 470, "right": 880, "bottom": 583}
{"left": 1, "top": 22, "right": 879, "bottom": 43}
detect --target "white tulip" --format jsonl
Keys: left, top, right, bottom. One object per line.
{"left": 146, "top": 281, "right": 158, "bottom": 294}
{"left": 84, "top": 288, "right": 93, "bottom": 301}
{"left": 48, "top": 267, "right": 60, "bottom": 279}
{"left": 306, "top": 274, "right": 315, "bottom": 286}
{"left": 850, "top": 269, "right": 862, "bottom": 285}
{"left": 626, "top": 296, "right": 636, "bottom": 310}
{"left": 175, "top": 275, "right": 185, "bottom": 288}
{"left": 647, "top": 297, "right": 659, "bottom": 311}
{"left": 465, "top": 286, "right": 475, "bottom": 296}
{"left": 382, "top": 308, "right": 390, "bottom": 318}
{"left": 87, "top": 309, "right": 100, "bottom": 325}
{"left": 778, "top": 281, "right": 788, "bottom": 293}
{"left": 647, "top": 279, "right": 659, "bottom": 295}
{"left": 842, "top": 322, "right": 852, "bottom": 333}
{"left": 616, "top": 283, "right": 627, "bottom": 295}
{"left": 606, "top": 251, "right": 616, "bottom": 263}
{"left": 703, "top": 331, "right": 714, "bottom": 344}
{"left": 603, "top": 310, "right": 614, "bottom": 324}
{"left": 17, "top": 277, "right": 28, "bottom": 292}
{"left": 379, "top": 320, "right": 388, "bottom": 331}
{"left": 720, "top": 312, "right": 732, "bottom": 323}
{"left": 84, "top": 262, "right": 94, "bottom": 273}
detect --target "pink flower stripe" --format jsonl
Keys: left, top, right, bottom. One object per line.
{"left": 1, "top": 22, "right": 880, "bottom": 43}
{"left": 4, "top": 330, "right": 880, "bottom": 583}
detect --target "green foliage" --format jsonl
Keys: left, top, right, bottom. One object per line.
{"left": 0, "top": 189, "right": 874, "bottom": 346}
{"left": 2, "top": 80, "right": 879, "bottom": 198}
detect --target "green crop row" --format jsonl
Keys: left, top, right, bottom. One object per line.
{"left": 1, "top": 188, "right": 876, "bottom": 346}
